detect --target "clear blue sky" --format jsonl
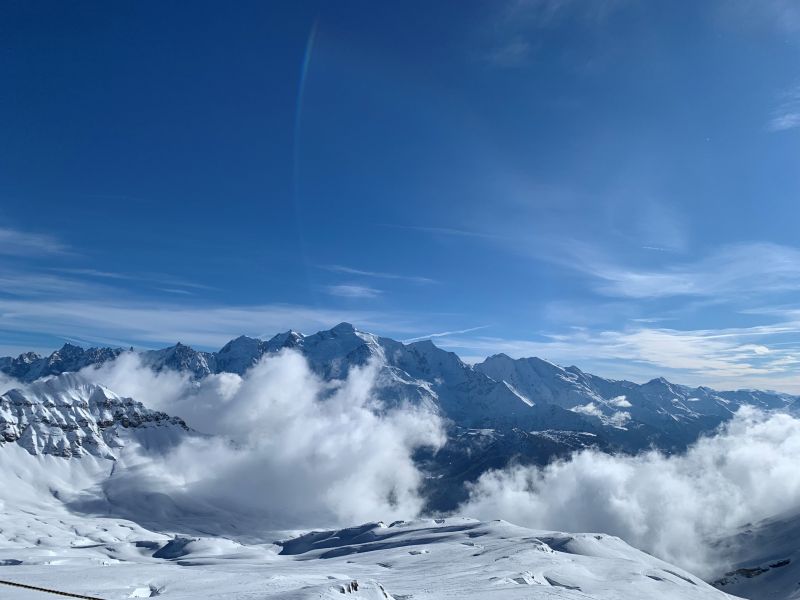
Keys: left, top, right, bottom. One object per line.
{"left": 2, "top": 1, "right": 800, "bottom": 391}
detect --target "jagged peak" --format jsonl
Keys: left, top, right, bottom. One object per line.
{"left": 155, "top": 342, "right": 202, "bottom": 356}
{"left": 232, "top": 334, "right": 259, "bottom": 342}
{"left": 482, "top": 354, "right": 566, "bottom": 371}
{"left": 407, "top": 339, "right": 466, "bottom": 366}
{"left": 15, "top": 351, "right": 42, "bottom": 362}
{"left": 407, "top": 339, "right": 461, "bottom": 359}
{"left": 409, "top": 339, "right": 438, "bottom": 349}
{"left": 219, "top": 334, "right": 262, "bottom": 350}
{"left": 57, "top": 342, "right": 85, "bottom": 353}
{"left": 524, "top": 356, "right": 564, "bottom": 369}
{"left": 267, "top": 329, "right": 304, "bottom": 348}
{"left": 484, "top": 352, "right": 513, "bottom": 361}
{"left": 330, "top": 322, "right": 357, "bottom": 334}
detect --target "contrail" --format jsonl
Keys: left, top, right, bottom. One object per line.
{"left": 403, "top": 325, "right": 490, "bottom": 343}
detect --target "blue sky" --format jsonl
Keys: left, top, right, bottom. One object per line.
{"left": 2, "top": 0, "right": 800, "bottom": 391}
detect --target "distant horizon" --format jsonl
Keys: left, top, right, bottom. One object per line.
{"left": 3, "top": 321, "right": 796, "bottom": 395}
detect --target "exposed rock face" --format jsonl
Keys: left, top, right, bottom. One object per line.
{"left": 0, "top": 373, "right": 189, "bottom": 459}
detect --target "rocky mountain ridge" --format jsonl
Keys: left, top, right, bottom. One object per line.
{"left": 0, "top": 372, "right": 190, "bottom": 458}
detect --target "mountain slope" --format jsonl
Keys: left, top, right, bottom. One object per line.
{"left": 712, "top": 509, "right": 800, "bottom": 600}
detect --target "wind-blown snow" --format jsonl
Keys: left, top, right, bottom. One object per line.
{"left": 0, "top": 372, "right": 22, "bottom": 395}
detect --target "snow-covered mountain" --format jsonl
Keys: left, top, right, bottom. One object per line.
{"left": 0, "top": 343, "right": 123, "bottom": 382}
{"left": 0, "top": 329, "right": 789, "bottom": 599}
{"left": 0, "top": 372, "right": 190, "bottom": 459}
{"left": 4, "top": 324, "right": 794, "bottom": 456}
{"left": 475, "top": 353, "right": 794, "bottom": 447}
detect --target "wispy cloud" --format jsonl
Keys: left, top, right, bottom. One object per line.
{"left": 403, "top": 325, "right": 491, "bottom": 343}
{"left": 0, "top": 298, "right": 397, "bottom": 350}
{"left": 631, "top": 199, "right": 687, "bottom": 253}
{"left": 500, "top": 0, "right": 631, "bottom": 27}
{"left": 768, "top": 112, "right": 800, "bottom": 132}
{"left": 718, "top": 0, "right": 800, "bottom": 34}
{"left": 386, "top": 224, "right": 499, "bottom": 240}
{"left": 767, "top": 86, "right": 800, "bottom": 132}
{"left": 483, "top": 0, "right": 632, "bottom": 67}
{"left": 0, "top": 227, "right": 68, "bottom": 256}
{"left": 54, "top": 268, "right": 134, "bottom": 280}
{"left": 484, "top": 38, "right": 534, "bottom": 68}
{"left": 50, "top": 267, "right": 216, "bottom": 293}
{"left": 572, "top": 242, "right": 800, "bottom": 299}
{"left": 435, "top": 321, "right": 800, "bottom": 392}
{"left": 0, "top": 270, "right": 114, "bottom": 297}
{"left": 0, "top": 232, "right": 424, "bottom": 351}
{"left": 325, "top": 284, "right": 382, "bottom": 299}
{"left": 321, "top": 265, "right": 436, "bottom": 285}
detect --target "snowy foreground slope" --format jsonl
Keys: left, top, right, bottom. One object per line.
{"left": 0, "top": 509, "right": 735, "bottom": 599}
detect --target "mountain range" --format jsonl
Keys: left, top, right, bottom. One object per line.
{"left": 1, "top": 323, "right": 796, "bottom": 599}
{"left": 3, "top": 322, "right": 796, "bottom": 450}
{"left": 2, "top": 322, "right": 797, "bottom": 512}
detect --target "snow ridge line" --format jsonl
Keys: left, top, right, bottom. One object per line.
{"left": 0, "top": 579, "right": 105, "bottom": 599}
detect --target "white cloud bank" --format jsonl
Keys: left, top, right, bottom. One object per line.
{"left": 578, "top": 242, "right": 800, "bottom": 300}
{"left": 459, "top": 407, "right": 800, "bottom": 577}
{"left": 81, "top": 351, "right": 445, "bottom": 529}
